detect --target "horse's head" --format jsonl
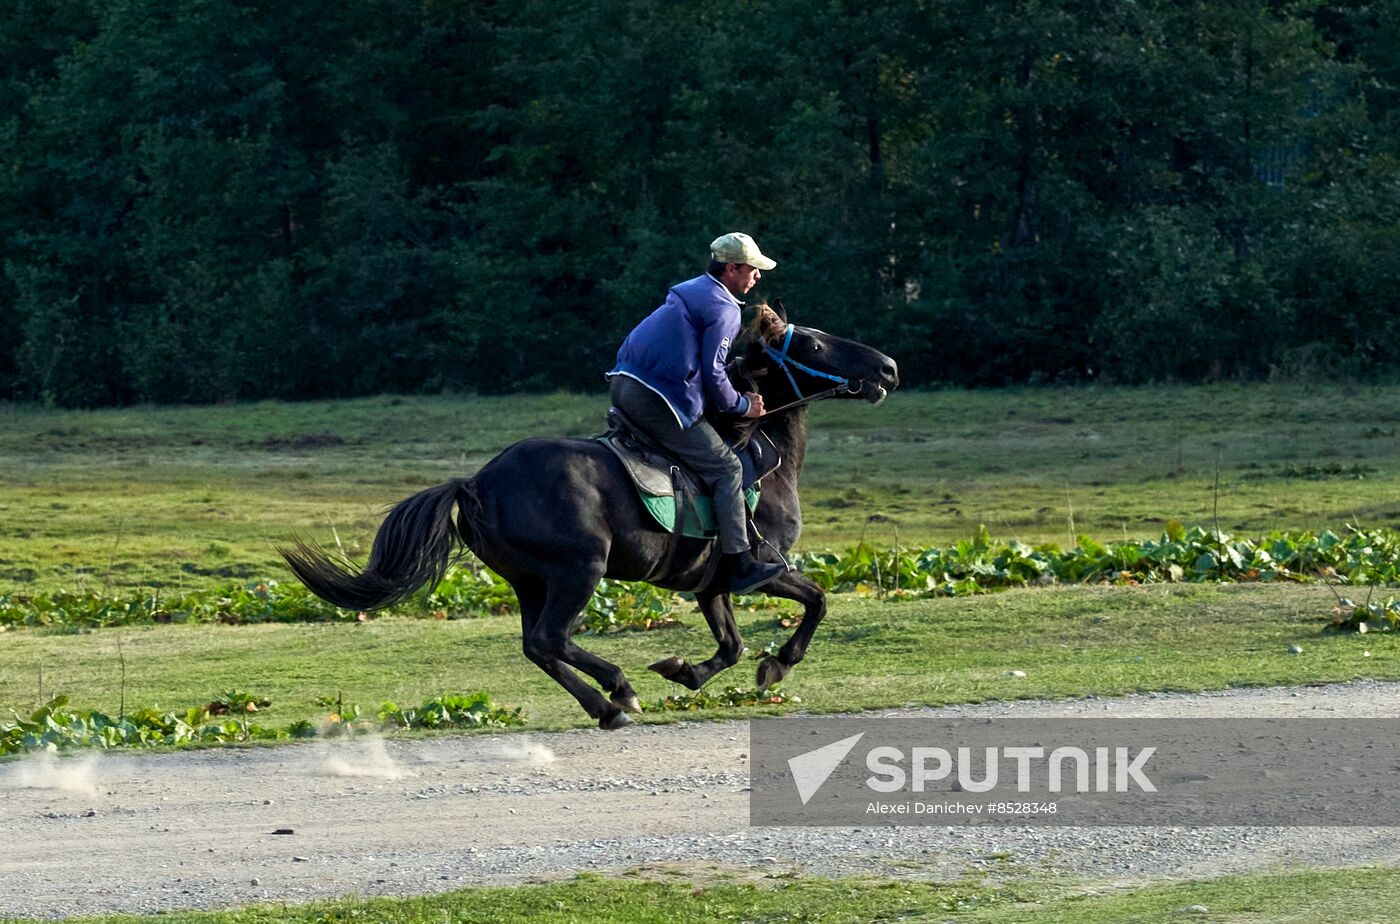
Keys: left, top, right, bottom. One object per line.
{"left": 736, "top": 298, "right": 899, "bottom": 409}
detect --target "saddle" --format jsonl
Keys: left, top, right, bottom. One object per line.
{"left": 597, "top": 406, "right": 781, "bottom": 539}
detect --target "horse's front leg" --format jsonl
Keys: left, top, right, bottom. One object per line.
{"left": 750, "top": 570, "right": 826, "bottom": 691}
{"left": 648, "top": 590, "right": 745, "bottom": 690}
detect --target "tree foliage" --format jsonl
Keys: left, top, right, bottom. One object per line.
{"left": 1, "top": 0, "right": 1396, "bottom": 405}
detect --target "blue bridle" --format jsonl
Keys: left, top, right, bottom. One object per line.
{"left": 763, "top": 324, "right": 855, "bottom": 400}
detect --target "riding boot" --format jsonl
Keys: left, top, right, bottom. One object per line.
{"left": 726, "top": 552, "right": 787, "bottom": 595}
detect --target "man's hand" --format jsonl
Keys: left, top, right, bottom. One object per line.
{"left": 743, "top": 392, "right": 765, "bottom": 418}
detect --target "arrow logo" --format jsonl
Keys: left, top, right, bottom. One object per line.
{"left": 787, "top": 732, "right": 864, "bottom": 805}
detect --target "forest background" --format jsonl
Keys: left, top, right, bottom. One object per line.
{"left": 2, "top": 0, "right": 1398, "bottom": 408}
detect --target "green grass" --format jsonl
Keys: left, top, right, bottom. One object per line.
{"left": 800, "top": 381, "right": 1400, "bottom": 550}
{"left": 0, "top": 393, "right": 605, "bottom": 594}
{"left": 3, "top": 383, "right": 1400, "bottom": 595}
{"left": 12, "top": 864, "right": 1400, "bottom": 923}
{"left": 1, "top": 583, "right": 1389, "bottom": 732}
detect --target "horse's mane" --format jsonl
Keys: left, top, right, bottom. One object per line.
{"left": 716, "top": 302, "right": 788, "bottom": 447}
{"left": 742, "top": 302, "right": 786, "bottom": 346}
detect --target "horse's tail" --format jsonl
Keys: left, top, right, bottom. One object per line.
{"left": 279, "top": 478, "right": 480, "bottom": 611}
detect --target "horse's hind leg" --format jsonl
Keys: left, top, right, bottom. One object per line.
{"left": 648, "top": 591, "right": 744, "bottom": 691}
{"left": 556, "top": 638, "right": 642, "bottom": 716}
{"left": 521, "top": 570, "right": 636, "bottom": 730}
{"left": 748, "top": 571, "right": 827, "bottom": 691}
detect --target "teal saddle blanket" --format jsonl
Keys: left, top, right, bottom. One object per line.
{"left": 642, "top": 485, "right": 760, "bottom": 538}
{"left": 597, "top": 421, "right": 780, "bottom": 539}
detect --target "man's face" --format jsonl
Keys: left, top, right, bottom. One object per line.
{"left": 720, "top": 262, "right": 762, "bottom": 297}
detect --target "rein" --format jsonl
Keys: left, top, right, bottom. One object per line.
{"left": 759, "top": 383, "right": 859, "bottom": 416}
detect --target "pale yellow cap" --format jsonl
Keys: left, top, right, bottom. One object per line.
{"left": 710, "top": 232, "right": 777, "bottom": 271}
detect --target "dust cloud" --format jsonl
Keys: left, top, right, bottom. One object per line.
{"left": 481, "top": 739, "right": 555, "bottom": 766}
{"left": 3, "top": 752, "right": 100, "bottom": 795}
{"left": 320, "top": 734, "right": 411, "bottom": 780}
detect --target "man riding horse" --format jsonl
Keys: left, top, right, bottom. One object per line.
{"left": 280, "top": 231, "right": 899, "bottom": 728}
{"left": 607, "top": 232, "right": 789, "bottom": 596}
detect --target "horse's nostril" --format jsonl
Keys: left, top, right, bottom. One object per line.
{"left": 881, "top": 362, "right": 899, "bottom": 387}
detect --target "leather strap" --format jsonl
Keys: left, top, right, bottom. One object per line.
{"left": 644, "top": 465, "right": 693, "bottom": 585}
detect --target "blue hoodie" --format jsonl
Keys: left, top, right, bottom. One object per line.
{"left": 608, "top": 273, "right": 749, "bottom": 428}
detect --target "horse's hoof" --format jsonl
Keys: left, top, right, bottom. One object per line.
{"left": 612, "top": 692, "right": 643, "bottom": 715}
{"left": 648, "top": 655, "right": 687, "bottom": 679}
{"left": 599, "top": 711, "right": 634, "bottom": 731}
{"left": 756, "top": 656, "right": 789, "bottom": 692}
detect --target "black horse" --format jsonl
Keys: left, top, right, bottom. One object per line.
{"left": 281, "top": 301, "right": 899, "bottom": 729}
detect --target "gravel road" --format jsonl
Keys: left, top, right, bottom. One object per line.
{"left": 5, "top": 680, "right": 1400, "bottom": 919}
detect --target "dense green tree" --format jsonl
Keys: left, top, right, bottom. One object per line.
{"left": 0, "top": 0, "right": 1395, "bottom": 405}
{"left": 0, "top": 0, "right": 99, "bottom": 400}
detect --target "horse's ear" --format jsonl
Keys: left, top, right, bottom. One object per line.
{"left": 772, "top": 297, "right": 788, "bottom": 324}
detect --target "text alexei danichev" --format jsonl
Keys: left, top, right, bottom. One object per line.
{"left": 866, "top": 801, "right": 1060, "bottom": 816}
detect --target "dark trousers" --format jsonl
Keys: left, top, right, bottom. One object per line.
{"left": 610, "top": 376, "right": 750, "bottom": 554}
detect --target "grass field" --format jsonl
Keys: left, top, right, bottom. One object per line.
{"left": 3, "top": 383, "right": 1400, "bottom": 596}
{"left": 11, "top": 865, "right": 1400, "bottom": 923}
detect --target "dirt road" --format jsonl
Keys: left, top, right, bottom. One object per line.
{"left": 5, "top": 680, "right": 1400, "bottom": 919}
